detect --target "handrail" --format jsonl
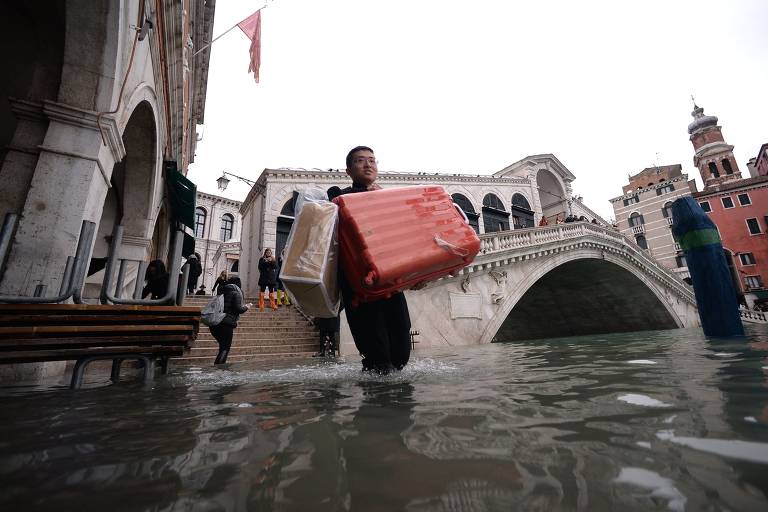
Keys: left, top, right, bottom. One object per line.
{"left": 100, "top": 224, "right": 185, "bottom": 305}
{"left": 740, "top": 309, "right": 767, "bottom": 323}
{"left": 476, "top": 222, "right": 694, "bottom": 302}
{"left": 0, "top": 213, "right": 18, "bottom": 282}
{"left": 0, "top": 220, "right": 95, "bottom": 303}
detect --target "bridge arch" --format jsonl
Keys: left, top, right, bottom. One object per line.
{"left": 480, "top": 252, "right": 682, "bottom": 344}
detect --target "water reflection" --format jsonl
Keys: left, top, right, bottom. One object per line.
{"left": 0, "top": 328, "right": 767, "bottom": 511}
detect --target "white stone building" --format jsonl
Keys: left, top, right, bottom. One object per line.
{"left": 609, "top": 165, "right": 695, "bottom": 281}
{"left": 0, "top": 1, "right": 214, "bottom": 300}
{"left": 193, "top": 191, "right": 242, "bottom": 293}
{"left": 239, "top": 154, "right": 607, "bottom": 299}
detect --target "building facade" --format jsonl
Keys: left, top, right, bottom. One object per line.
{"left": 686, "top": 105, "right": 768, "bottom": 307}
{"left": 193, "top": 191, "right": 242, "bottom": 293}
{"left": 238, "top": 154, "right": 608, "bottom": 298}
{"left": 0, "top": 1, "right": 214, "bottom": 301}
{"left": 609, "top": 165, "right": 695, "bottom": 280}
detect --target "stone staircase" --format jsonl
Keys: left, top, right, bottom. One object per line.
{"left": 173, "top": 296, "right": 320, "bottom": 365}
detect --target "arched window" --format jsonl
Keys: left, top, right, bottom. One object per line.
{"left": 482, "top": 193, "right": 509, "bottom": 233}
{"left": 511, "top": 193, "right": 531, "bottom": 211}
{"left": 635, "top": 234, "right": 648, "bottom": 250}
{"left": 661, "top": 202, "right": 674, "bottom": 219}
{"left": 708, "top": 162, "right": 720, "bottom": 178}
{"left": 510, "top": 193, "right": 534, "bottom": 229}
{"left": 628, "top": 212, "right": 645, "bottom": 227}
{"left": 280, "top": 192, "right": 299, "bottom": 218}
{"left": 276, "top": 191, "right": 299, "bottom": 256}
{"left": 722, "top": 158, "right": 733, "bottom": 175}
{"left": 220, "top": 213, "right": 234, "bottom": 241}
{"left": 230, "top": 259, "right": 239, "bottom": 273}
{"left": 451, "top": 193, "right": 480, "bottom": 233}
{"left": 483, "top": 193, "right": 505, "bottom": 210}
{"left": 194, "top": 207, "right": 206, "bottom": 238}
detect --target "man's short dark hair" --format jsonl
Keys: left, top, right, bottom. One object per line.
{"left": 346, "top": 146, "right": 374, "bottom": 168}
{"left": 228, "top": 277, "right": 242, "bottom": 288}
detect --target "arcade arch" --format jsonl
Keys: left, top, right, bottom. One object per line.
{"left": 482, "top": 193, "right": 509, "bottom": 233}
{"left": 536, "top": 170, "right": 567, "bottom": 221}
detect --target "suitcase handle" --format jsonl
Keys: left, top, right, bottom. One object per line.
{"left": 434, "top": 235, "right": 470, "bottom": 257}
{"left": 453, "top": 203, "right": 470, "bottom": 225}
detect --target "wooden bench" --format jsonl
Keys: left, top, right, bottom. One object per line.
{"left": 0, "top": 304, "right": 200, "bottom": 389}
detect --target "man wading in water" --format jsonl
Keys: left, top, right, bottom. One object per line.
{"left": 328, "top": 146, "right": 412, "bottom": 374}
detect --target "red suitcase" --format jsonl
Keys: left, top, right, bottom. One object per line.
{"left": 333, "top": 185, "right": 480, "bottom": 304}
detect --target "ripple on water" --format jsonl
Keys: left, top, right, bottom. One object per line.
{"left": 656, "top": 431, "right": 768, "bottom": 465}
{"left": 617, "top": 394, "right": 673, "bottom": 408}
{"left": 181, "top": 357, "right": 461, "bottom": 386}
{"left": 614, "top": 467, "right": 687, "bottom": 512}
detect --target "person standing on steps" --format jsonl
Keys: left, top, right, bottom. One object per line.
{"left": 186, "top": 254, "right": 202, "bottom": 294}
{"left": 276, "top": 249, "right": 291, "bottom": 306}
{"left": 213, "top": 270, "right": 228, "bottom": 295}
{"left": 210, "top": 277, "right": 250, "bottom": 365}
{"left": 258, "top": 248, "right": 279, "bottom": 310}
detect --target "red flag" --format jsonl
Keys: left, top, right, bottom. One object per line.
{"left": 237, "top": 10, "right": 262, "bottom": 83}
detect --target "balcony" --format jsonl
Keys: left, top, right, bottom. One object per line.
{"left": 666, "top": 217, "right": 674, "bottom": 226}
{"left": 631, "top": 224, "right": 645, "bottom": 235}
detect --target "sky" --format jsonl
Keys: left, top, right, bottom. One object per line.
{"left": 187, "top": 0, "right": 768, "bottom": 220}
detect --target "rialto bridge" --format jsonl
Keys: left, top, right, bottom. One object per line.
{"left": 339, "top": 223, "right": 699, "bottom": 354}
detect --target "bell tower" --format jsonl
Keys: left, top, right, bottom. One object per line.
{"left": 688, "top": 102, "right": 741, "bottom": 189}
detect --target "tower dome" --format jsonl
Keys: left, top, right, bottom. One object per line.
{"left": 687, "top": 104, "right": 718, "bottom": 135}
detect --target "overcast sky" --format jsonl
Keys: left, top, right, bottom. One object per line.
{"left": 187, "top": 0, "right": 768, "bottom": 220}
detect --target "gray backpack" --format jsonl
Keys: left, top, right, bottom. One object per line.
{"left": 201, "top": 294, "right": 226, "bottom": 326}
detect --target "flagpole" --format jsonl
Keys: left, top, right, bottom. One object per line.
{"left": 193, "top": 3, "right": 269, "bottom": 57}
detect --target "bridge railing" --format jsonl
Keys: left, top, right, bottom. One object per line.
{"left": 477, "top": 222, "right": 692, "bottom": 292}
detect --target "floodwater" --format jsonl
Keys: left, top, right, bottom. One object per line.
{"left": 2, "top": 327, "right": 768, "bottom": 511}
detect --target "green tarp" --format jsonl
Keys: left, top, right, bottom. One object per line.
{"left": 165, "top": 161, "right": 196, "bottom": 230}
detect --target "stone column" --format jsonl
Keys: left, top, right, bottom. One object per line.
{"left": 0, "top": 100, "right": 48, "bottom": 220}
{"left": 0, "top": 101, "right": 125, "bottom": 296}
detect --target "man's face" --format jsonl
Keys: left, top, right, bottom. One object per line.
{"left": 346, "top": 150, "right": 378, "bottom": 187}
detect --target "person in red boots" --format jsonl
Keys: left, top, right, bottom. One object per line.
{"left": 257, "top": 248, "right": 279, "bottom": 310}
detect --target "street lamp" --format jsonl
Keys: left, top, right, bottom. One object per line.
{"left": 217, "top": 171, "right": 255, "bottom": 192}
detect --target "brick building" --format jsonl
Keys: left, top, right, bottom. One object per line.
{"left": 687, "top": 105, "right": 768, "bottom": 306}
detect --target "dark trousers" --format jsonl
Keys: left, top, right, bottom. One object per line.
{"left": 209, "top": 323, "right": 234, "bottom": 363}
{"left": 344, "top": 292, "right": 411, "bottom": 372}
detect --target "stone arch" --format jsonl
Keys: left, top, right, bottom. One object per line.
{"left": 535, "top": 169, "right": 568, "bottom": 221}
{"left": 510, "top": 192, "right": 534, "bottom": 229}
{"left": 482, "top": 192, "right": 509, "bottom": 233}
{"left": 479, "top": 251, "right": 682, "bottom": 344}
{"left": 450, "top": 192, "right": 480, "bottom": 233}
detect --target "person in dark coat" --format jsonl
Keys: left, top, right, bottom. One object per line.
{"left": 212, "top": 270, "right": 228, "bottom": 295}
{"left": 209, "top": 277, "right": 249, "bottom": 365}
{"left": 314, "top": 315, "right": 341, "bottom": 357}
{"left": 186, "top": 254, "right": 202, "bottom": 294}
{"left": 327, "top": 146, "right": 412, "bottom": 375}
{"left": 142, "top": 260, "right": 169, "bottom": 300}
{"left": 276, "top": 250, "right": 291, "bottom": 306}
{"left": 258, "top": 248, "right": 279, "bottom": 310}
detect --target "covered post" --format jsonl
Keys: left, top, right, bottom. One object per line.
{"left": 671, "top": 197, "right": 743, "bottom": 337}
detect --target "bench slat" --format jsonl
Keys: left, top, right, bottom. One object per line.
{"left": 0, "top": 304, "right": 200, "bottom": 314}
{"left": 0, "top": 345, "right": 186, "bottom": 364}
{"left": 0, "top": 334, "right": 193, "bottom": 349}
{"left": 0, "top": 314, "right": 200, "bottom": 326}
{"left": 0, "top": 324, "right": 196, "bottom": 338}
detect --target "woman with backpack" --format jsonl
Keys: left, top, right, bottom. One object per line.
{"left": 209, "top": 276, "right": 249, "bottom": 365}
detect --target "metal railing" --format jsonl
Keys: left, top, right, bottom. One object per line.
{"left": 100, "top": 224, "right": 189, "bottom": 306}
{"left": 0, "top": 214, "right": 96, "bottom": 304}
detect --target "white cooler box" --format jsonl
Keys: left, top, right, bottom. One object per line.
{"left": 279, "top": 194, "right": 340, "bottom": 318}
